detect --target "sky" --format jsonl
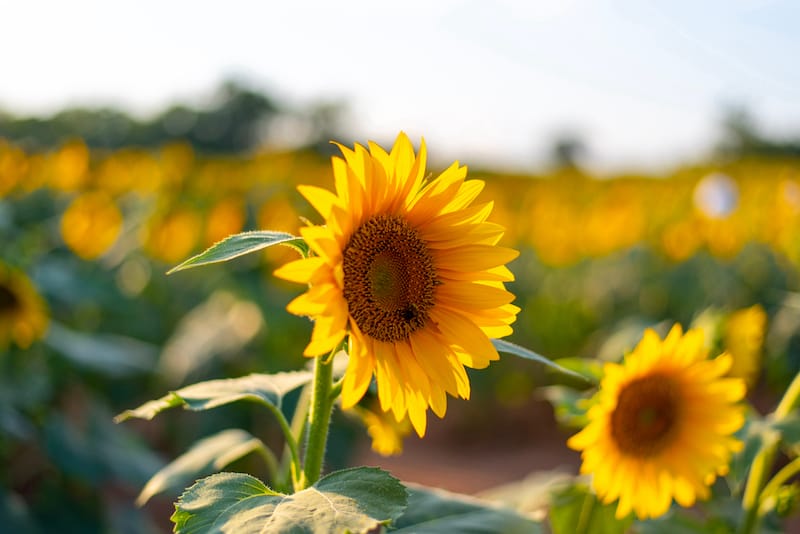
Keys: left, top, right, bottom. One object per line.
{"left": 2, "top": 0, "right": 798, "bottom": 172}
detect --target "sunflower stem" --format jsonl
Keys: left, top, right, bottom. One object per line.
{"left": 299, "top": 353, "right": 335, "bottom": 489}
{"left": 740, "top": 371, "right": 800, "bottom": 534}
{"left": 278, "top": 382, "right": 311, "bottom": 492}
{"left": 257, "top": 400, "right": 302, "bottom": 492}
{"left": 759, "top": 456, "right": 800, "bottom": 511}
{"left": 329, "top": 377, "right": 344, "bottom": 402}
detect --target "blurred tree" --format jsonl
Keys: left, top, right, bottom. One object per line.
{"left": 303, "top": 99, "right": 349, "bottom": 156}
{"left": 716, "top": 106, "right": 800, "bottom": 158}
{"left": 0, "top": 80, "right": 281, "bottom": 153}
{"left": 548, "top": 133, "right": 588, "bottom": 170}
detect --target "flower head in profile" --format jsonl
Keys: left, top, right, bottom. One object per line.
{"left": 0, "top": 263, "right": 49, "bottom": 349}
{"left": 275, "top": 132, "right": 519, "bottom": 436}
{"left": 567, "top": 325, "right": 746, "bottom": 520}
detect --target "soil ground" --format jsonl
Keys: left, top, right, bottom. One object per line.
{"left": 349, "top": 397, "right": 580, "bottom": 495}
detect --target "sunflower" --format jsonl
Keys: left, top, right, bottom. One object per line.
{"left": 351, "top": 403, "right": 412, "bottom": 457}
{"left": 0, "top": 263, "right": 49, "bottom": 349}
{"left": 275, "top": 132, "right": 519, "bottom": 437}
{"left": 724, "top": 305, "right": 767, "bottom": 388}
{"left": 60, "top": 191, "right": 123, "bottom": 260}
{"left": 567, "top": 325, "right": 746, "bottom": 520}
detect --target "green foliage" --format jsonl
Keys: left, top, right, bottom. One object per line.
{"left": 548, "top": 483, "right": 632, "bottom": 534}
{"left": 115, "top": 371, "right": 313, "bottom": 421}
{"left": 137, "top": 429, "right": 268, "bottom": 506}
{"left": 167, "top": 231, "right": 308, "bottom": 274}
{"left": 492, "top": 338, "right": 595, "bottom": 384}
{"left": 539, "top": 385, "right": 591, "bottom": 428}
{"left": 771, "top": 414, "right": 800, "bottom": 446}
{"left": 172, "top": 467, "right": 407, "bottom": 534}
{"left": 44, "top": 321, "right": 158, "bottom": 377}
{"left": 729, "top": 415, "right": 769, "bottom": 494}
{"left": 391, "top": 485, "right": 542, "bottom": 533}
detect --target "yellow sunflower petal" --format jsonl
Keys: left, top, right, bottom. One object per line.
{"left": 341, "top": 325, "right": 375, "bottom": 408}
{"left": 298, "top": 185, "right": 340, "bottom": 220}
{"left": 273, "top": 257, "right": 327, "bottom": 284}
{"left": 570, "top": 325, "right": 745, "bottom": 521}
{"left": 278, "top": 133, "right": 517, "bottom": 430}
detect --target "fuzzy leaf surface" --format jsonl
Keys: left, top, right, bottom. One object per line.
{"left": 172, "top": 467, "right": 407, "bottom": 533}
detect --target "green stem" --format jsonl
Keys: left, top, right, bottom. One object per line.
{"left": 259, "top": 400, "right": 302, "bottom": 489}
{"left": 279, "top": 383, "right": 312, "bottom": 491}
{"left": 575, "top": 491, "right": 595, "bottom": 534}
{"left": 740, "top": 371, "right": 800, "bottom": 534}
{"left": 300, "top": 354, "right": 335, "bottom": 489}
{"left": 329, "top": 377, "right": 344, "bottom": 402}
{"left": 759, "top": 456, "right": 800, "bottom": 511}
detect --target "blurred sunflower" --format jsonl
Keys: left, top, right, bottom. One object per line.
{"left": 61, "top": 191, "right": 123, "bottom": 260}
{"left": 568, "top": 325, "right": 745, "bottom": 520}
{"left": 205, "top": 196, "right": 246, "bottom": 247}
{"left": 142, "top": 205, "right": 202, "bottom": 264}
{"left": 351, "top": 403, "right": 412, "bottom": 457}
{"left": 0, "top": 141, "right": 29, "bottom": 197}
{"left": 0, "top": 263, "right": 49, "bottom": 349}
{"left": 723, "top": 305, "right": 767, "bottom": 388}
{"left": 275, "top": 132, "right": 519, "bottom": 436}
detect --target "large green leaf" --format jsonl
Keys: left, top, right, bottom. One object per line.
{"left": 115, "top": 371, "right": 313, "bottom": 422}
{"left": 167, "top": 231, "right": 307, "bottom": 274}
{"left": 172, "top": 467, "right": 407, "bottom": 534}
{"left": 45, "top": 322, "right": 158, "bottom": 377}
{"left": 391, "top": 484, "right": 542, "bottom": 533}
{"left": 492, "top": 339, "right": 595, "bottom": 383}
{"left": 137, "top": 429, "right": 266, "bottom": 506}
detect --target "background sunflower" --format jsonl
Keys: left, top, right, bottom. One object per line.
{"left": 0, "top": 263, "right": 49, "bottom": 349}
{"left": 568, "top": 325, "right": 746, "bottom": 520}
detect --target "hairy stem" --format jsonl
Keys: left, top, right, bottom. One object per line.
{"left": 299, "top": 354, "right": 335, "bottom": 489}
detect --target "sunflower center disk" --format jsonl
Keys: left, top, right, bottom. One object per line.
{"left": 0, "top": 285, "right": 20, "bottom": 315}
{"left": 342, "top": 215, "right": 437, "bottom": 342}
{"left": 610, "top": 374, "right": 680, "bottom": 457}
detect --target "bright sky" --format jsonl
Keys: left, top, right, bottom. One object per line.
{"left": 2, "top": 0, "right": 798, "bottom": 171}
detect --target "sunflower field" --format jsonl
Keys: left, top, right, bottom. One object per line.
{"left": 3, "top": 133, "right": 800, "bottom": 533}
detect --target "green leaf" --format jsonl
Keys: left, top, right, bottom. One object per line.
{"left": 551, "top": 357, "right": 604, "bottom": 383}
{"left": 136, "top": 429, "right": 266, "bottom": 506}
{"left": 44, "top": 321, "right": 158, "bottom": 377}
{"left": 772, "top": 414, "right": 800, "bottom": 445}
{"left": 728, "top": 413, "right": 766, "bottom": 493}
{"left": 492, "top": 339, "right": 595, "bottom": 384}
{"left": 45, "top": 406, "right": 163, "bottom": 487}
{"left": 0, "top": 405, "right": 34, "bottom": 440}
{"left": 114, "top": 371, "right": 313, "bottom": 422}
{"left": 539, "top": 385, "right": 591, "bottom": 428}
{"left": 549, "top": 483, "right": 631, "bottom": 534}
{"left": 172, "top": 467, "right": 407, "bottom": 534}
{"left": 0, "top": 491, "right": 36, "bottom": 534}
{"left": 167, "top": 230, "right": 307, "bottom": 274}
{"left": 391, "top": 484, "right": 542, "bottom": 533}
{"left": 637, "top": 505, "right": 738, "bottom": 534}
